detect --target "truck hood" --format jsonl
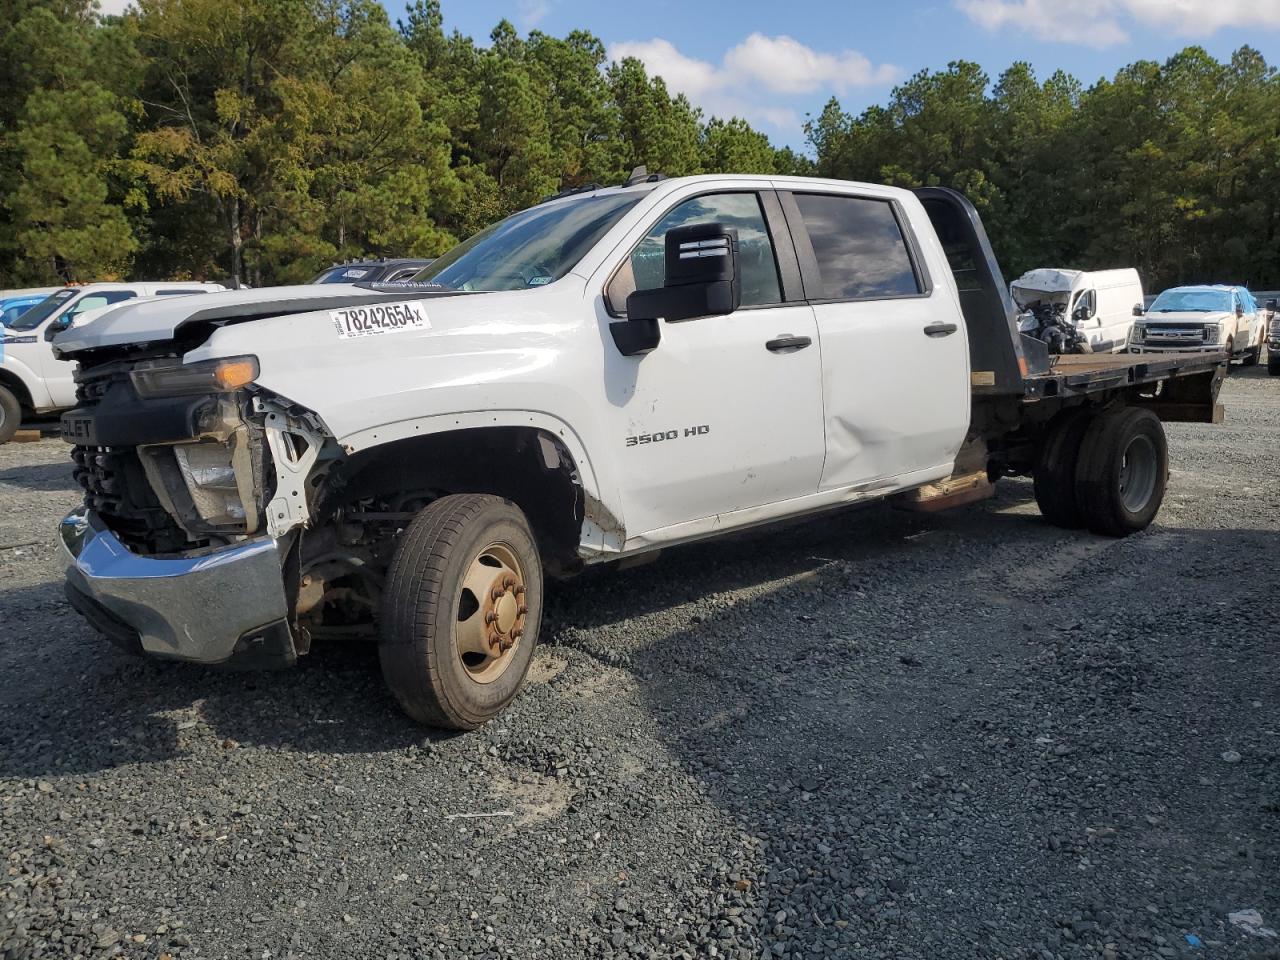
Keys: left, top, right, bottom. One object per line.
{"left": 53, "top": 284, "right": 462, "bottom": 356}
{"left": 1143, "top": 311, "right": 1233, "bottom": 325}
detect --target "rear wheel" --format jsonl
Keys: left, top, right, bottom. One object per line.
{"left": 0, "top": 385, "right": 21, "bottom": 445}
{"left": 1268, "top": 354, "right": 1280, "bottom": 376}
{"left": 379, "top": 494, "right": 543, "bottom": 729}
{"left": 1033, "top": 409, "right": 1093, "bottom": 529}
{"left": 1074, "top": 407, "right": 1167, "bottom": 537}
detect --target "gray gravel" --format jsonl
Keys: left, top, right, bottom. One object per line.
{"left": 2, "top": 367, "right": 1278, "bottom": 960}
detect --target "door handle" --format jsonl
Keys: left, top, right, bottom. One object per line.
{"left": 766, "top": 334, "right": 812, "bottom": 352}
{"left": 923, "top": 322, "right": 958, "bottom": 337}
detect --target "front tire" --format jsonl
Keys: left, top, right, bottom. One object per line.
{"left": 0, "top": 385, "right": 21, "bottom": 445}
{"left": 379, "top": 494, "right": 543, "bottom": 730}
{"left": 1268, "top": 354, "right": 1280, "bottom": 376}
{"left": 1074, "top": 407, "right": 1168, "bottom": 537}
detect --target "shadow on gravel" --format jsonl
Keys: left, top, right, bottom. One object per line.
{"left": 0, "top": 460, "right": 78, "bottom": 492}
{"left": 620, "top": 513, "right": 1280, "bottom": 958}
{"left": 0, "top": 611, "right": 436, "bottom": 779}
{"left": 0, "top": 484, "right": 1044, "bottom": 781}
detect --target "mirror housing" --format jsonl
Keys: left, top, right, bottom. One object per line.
{"left": 1235, "top": 304, "right": 1244, "bottom": 317}
{"left": 1132, "top": 303, "right": 1145, "bottom": 317}
{"left": 1072, "top": 304, "right": 1089, "bottom": 323}
{"left": 611, "top": 223, "right": 741, "bottom": 357}
{"left": 43, "top": 315, "right": 73, "bottom": 342}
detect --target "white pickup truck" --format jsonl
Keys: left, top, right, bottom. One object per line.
{"left": 0, "top": 282, "right": 225, "bottom": 442}
{"left": 53, "top": 174, "right": 1225, "bottom": 729}
{"left": 1130, "top": 285, "right": 1269, "bottom": 364}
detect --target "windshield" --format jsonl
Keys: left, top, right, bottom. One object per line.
{"left": 313, "top": 265, "right": 377, "bottom": 284}
{"left": 1, "top": 297, "right": 47, "bottom": 327}
{"left": 1149, "top": 289, "right": 1232, "bottom": 313}
{"left": 8, "top": 289, "right": 75, "bottom": 331}
{"left": 415, "top": 192, "right": 642, "bottom": 291}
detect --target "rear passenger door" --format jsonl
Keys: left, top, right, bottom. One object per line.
{"left": 779, "top": 190, "right": 970, "bottom": 490}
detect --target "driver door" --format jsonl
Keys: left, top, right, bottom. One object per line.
{"left": 599, "top": 189, "right": 825, "bottom": 540}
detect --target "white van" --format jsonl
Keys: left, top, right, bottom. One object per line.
{"left": 1011, "top": 268, "right": 1144, "bottom": 354}
{"left": 0, "top": 282, "right": 224, "bottom": 442}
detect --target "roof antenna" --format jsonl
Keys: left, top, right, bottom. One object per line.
{"left": 624, "top": 165, "right": 649, "bottom": 187}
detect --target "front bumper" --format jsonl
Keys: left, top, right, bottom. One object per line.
{"left": 1129, "top": 344, "right": 1223, "bottom": 355}
{"left": 59, "top": 507, "right": 295, "bottom": 667}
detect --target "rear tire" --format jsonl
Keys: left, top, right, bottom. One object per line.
{"left": 1033, "top": 409, "right": 1093, "bottom": 529}
{"left": 1268, "top": 355, "right": 1280, "bottom": 376}
{"left": 379, "top": 494, "right": 543, "bottom": 730}
{"left": 1242, "top": 340, "right": 1260, "bottom": 366}
{"left": 0, "top": 385, "right": 21, "bottom": 445}
{"left": 1074, "top": 407, "right": 1167, "bottom": 537}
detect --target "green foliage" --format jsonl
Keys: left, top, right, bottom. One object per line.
{"left": 0, "top": 4, "right": 1276, "bottom": 291}
{"left": 808, "top": 48, "right": 1280, "bottom": 289}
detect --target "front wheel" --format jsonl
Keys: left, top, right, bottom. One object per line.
{"left": 1074, "top": 407, "right": 1168, "bottom": 537}
{"left": 0, "top": 385, "right": 21, "bottom": 445}
{"left": 379, "top": 494, "right": 543, "bottom": 729}
{"left": 1242, "top": 339, "right": 1260, "bottom": 367}
{"left": 1268, "top": 354, "right": 1280, "bottom": 376}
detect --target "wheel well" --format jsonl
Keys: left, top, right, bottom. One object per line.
{"left": 0, "top": 369, "right": 33, "bottom": 411}
{"left": 332, "top": 427, "right": 586, "bottom": 576}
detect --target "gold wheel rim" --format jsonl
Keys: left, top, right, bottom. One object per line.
{"left": 455, "top": 542, "right": 528, "bottom": 684}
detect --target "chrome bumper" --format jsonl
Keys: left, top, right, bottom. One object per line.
{"left": 1129, "top": 344, "right": 1221, "bottom": 354}
{"left": 59, "top": 507, "right": 292, "bottom": 664}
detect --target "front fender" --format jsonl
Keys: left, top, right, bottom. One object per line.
{"left": 0, "top": 351, "right": 53, "bottom": 411}
{"left": 339, "top": 411, "right": 623, "bottom": 556}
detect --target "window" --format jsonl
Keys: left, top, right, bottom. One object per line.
{"left": 7, "top": 289, "right": 75, "bottom": 331}
{"left": 607, "top": 192, "right": 782, "bottom": 314}
{"left": 417, "top": 192, "right": 642, "bottom": 292}
{"left": 1073, "top": 289, "right": 1096, "bottom": 320}
{"left": 67, "top": 292, "right": 136, "bottom": 319}
{"left": 1149, "top": 289, "right": 1232, "bottom": 313}
{"left": 793, "top": 194, "right": 921, "bottom": 300}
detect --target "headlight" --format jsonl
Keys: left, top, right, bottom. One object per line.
{"left": 1134, "top": 324, "right": 1146, "bottom": 340}
{"left": 131, "top": 356, "right": 259, "bottom": 398}
{"left": 1202, "top": 323, "right": 1220, "bottom": 343}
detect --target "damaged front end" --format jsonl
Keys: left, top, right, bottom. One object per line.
{"left": 59, "top": 351, "right": 339, "bottom": 667}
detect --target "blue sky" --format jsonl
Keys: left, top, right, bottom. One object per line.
{"left": 396, "top": 0, "right": 1280, "bottom": 149}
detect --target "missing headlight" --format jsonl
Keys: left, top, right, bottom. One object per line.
{"left": 173, "top": 442, "right": 246, "bottom": 525}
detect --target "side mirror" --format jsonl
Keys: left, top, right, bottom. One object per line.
{"left": 1132, "top": 303, "right": 1145, "bottom": 317}
{"left": 43, "top": 315, "right": 73, "bottom": 342}
{"left": 1235, "top": 304, "right": 1244, "bottom": 317}
{"left": 611, "top": 223, "right": 741, "bottom": 357}
{"left": 1072, "top": 304, "right": 1089, "bottom": 323}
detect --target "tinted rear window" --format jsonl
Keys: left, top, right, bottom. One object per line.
{"left": 794, "top": 194, "right": 920, "bottom": 300}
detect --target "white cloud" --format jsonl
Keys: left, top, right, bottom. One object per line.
{"left": 957, "top": 0, "right": 1280, "bottom": 46}
{"left": 723, "top": 34, "right": 900, "bottom": 94}
{"left": 608, "top": 34, "right": 899, "bottom": 134}
{"left": 516, "top": 0, "right": 551, "bottom": 30}
{"left": 96, "top": 0, "right": 133, "bottom": 15}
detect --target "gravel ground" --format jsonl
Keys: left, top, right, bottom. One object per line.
{"left": 1, "top": 369, "right": 1277, "bottom": 960}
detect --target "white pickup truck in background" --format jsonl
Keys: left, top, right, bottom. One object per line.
{"left": 1130, "top": 285, "right": 1268, "bottom": 365}
{"left": 0, "top": 282, "right": 225, "bottom": 442}
{"left": 52, "top": 174, "right": 1225, "bottom": 729}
